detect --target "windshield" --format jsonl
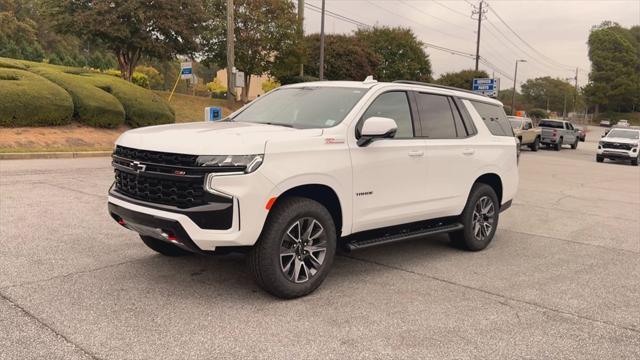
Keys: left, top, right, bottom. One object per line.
{"left": 230, "top": 87, "right": 367, "bottom": 129}
{"left": 509, "top": 119, "right": 523, "bottom": 129}
{"left": 539, "top": 120, "right": 564, "bottom": 129}
{"left": 606, "top": 129, "right": 639, "bottom": 140}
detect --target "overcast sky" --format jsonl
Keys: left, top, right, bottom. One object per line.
{"left": 302, "top": 0, "right": 640, "bottom": 89}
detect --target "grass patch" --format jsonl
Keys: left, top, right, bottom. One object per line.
{"left": 156, "top": 91, "right": 237, "bottom": 123}
{"left": 0, "top": 68, "right": 74, "bottom": 126}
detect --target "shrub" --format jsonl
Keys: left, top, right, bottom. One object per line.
{"left": 132, "top": 71, "right": 150, "bottom": 88}
{"left": 29, "top": 66, "right": 126, "bottom": 128}
{"left": 0, "top": 68, "right": 74, "bottom": 126}
{"left": 86, "top": 74, "right": 175, "bottom": 128}
{"left": 277, "top": 75, "right": 320, "bottom": 85}
{"left": 528, "top": 108, "right": 548, "bottom": 119}
{"left": 206, "top": 78, "right": 227, "bottom": 99}
{"left": 135, "top": 65, "right": 164, "bottom": 90}
{"left": 262, "top": 78, "right": 280, "bottom": 93}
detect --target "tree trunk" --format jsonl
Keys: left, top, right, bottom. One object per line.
{"left": 242, "top": 74, "right": 251, "bottom": 102}
{"left": 116, "top": 48, "right": 141, "bottom": 82}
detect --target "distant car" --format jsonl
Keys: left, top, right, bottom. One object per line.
{"left": 508, "top": 116, "right": 541, "bottom": 151}
{"left": 615, "top": 119, "right": 630, "bottom": 128}
{"left": 538, "top": 119, "right": 580, "bottom": 151}
{"left": 597, "top": 128, "right": 640, "bottom": 166}
{"left": 600, "top": 119, "right": 611, "bottom": 127}
{"left": 575, "top": 126, "right": 586, "bottom": 142}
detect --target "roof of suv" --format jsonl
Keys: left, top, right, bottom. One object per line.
{"left": 284, "top": 80, "right": 503, "bottom": 106}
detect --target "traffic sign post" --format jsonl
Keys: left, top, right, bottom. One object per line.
{"left": 472, "top": 78, "right": 500, "bottom": 98}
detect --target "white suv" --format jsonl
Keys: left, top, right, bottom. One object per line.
{"left": 597, "top": 128, "right": 640, "bottom": 165}
{"left": 108, "top": 80, "right": 519, "bottom": 298}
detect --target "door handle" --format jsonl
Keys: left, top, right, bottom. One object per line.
{"left": 462, "top": 148, "right": 475, "bottom": 156}
{"left": 408, "top": 150, "right": 424, "bottom": 157}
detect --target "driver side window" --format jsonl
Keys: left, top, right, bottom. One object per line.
{"left": 359, "top": 92, "right": 414, "bottom": 138}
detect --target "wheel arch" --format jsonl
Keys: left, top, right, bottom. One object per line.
{"left": 473, "top": 173, "right": 503, "bottom": 205}
{"left": 272, "top": 183, "right": 344, "bottom": 237}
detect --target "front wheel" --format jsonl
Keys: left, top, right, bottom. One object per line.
{"left": 449, "top": 184, "right": 499, "bottom": 251}
{"left": 596, "top": 155, "right": 604, "bottom": 163}
{"left": 529, "top": 137, "right": 540, "bottom": 152}
{"left": 248, "top": 197, "right": 336, "bottom": 299}
{"left": 632, "top": 157, "right": 638, "bottom": 166}
{"left": 571, "top": 138, "right": 578, "bottom": 149}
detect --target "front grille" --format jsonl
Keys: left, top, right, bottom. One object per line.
{"left": 112, "top": 146, "right": 215, "bottom": 208}
{"left": 115, "top": 170, "right": 207, "bottom": 208}
{"left": 602, "top": 142, "right": 632, "bottom": 150}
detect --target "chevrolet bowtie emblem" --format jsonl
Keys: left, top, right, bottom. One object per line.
{"left": 130, "top": 161, "right": 146, "bottom": 173}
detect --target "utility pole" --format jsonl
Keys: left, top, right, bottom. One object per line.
{"left": 298, "top": 0, "right": 304, "bottom": 77}
{"left": 226, "top": 0, "right": 235, "bottom": 102}
{"left": 319, "top": 0, "right": 326, "bottom": 80}
{"left": 563, "top": 93, "right": 567, "bottom": 119}
{"left": 573, "top": 67, "right": 578, "bottom": 113}
{"left": 511, "top": 59, "right": 526, "bottom": 116}
{"left": 472, "top": 1, "right": 486, "bottom": 71}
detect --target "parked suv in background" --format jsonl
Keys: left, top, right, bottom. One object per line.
{"left": 509, "top": 116, "right": 541, "bottom": 151}
{"left": 597, "top": 128, "right": 640, "bottom": 165}
{"left": 539, "top": 119, "right": 580, "bottom": 151}
{"left": 108, "top": 79, "right": 519, "bottom": 298}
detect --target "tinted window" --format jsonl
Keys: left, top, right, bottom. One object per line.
{"left": 538, "top": 120, "right": 564, "bottom": 129}
{"left": 360, "top": 92, "right": 413, "bottom": 138}
{"left": 470, "top": 101, "right": 513, "bottom": 137}
{"left": 566, "top": 123, "right": 574, "bottom": 130}
{"left": 454, "top": 98, "right": 478, "bottom": 136}
{"left": 415, "top": 93, "right": 457, "bottom": 139}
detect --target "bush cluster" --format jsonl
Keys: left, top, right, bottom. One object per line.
{"left": 0, "top": 57, "right": 175, "bottom": 128}
{"left": 0, "top": 68, "right": 74, "bottom": 126}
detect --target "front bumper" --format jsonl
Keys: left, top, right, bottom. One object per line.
{"left": 597, "top": 148, "right": 638, "bottom": 159}
{"left": 108, "top": 171, "right": 276, "bottom": 251}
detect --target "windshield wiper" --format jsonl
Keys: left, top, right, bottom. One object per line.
{"left": 262, "top": 122, "right": 294, "bottom": 128}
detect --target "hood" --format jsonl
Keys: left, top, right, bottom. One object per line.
{"left": 116, "top": 121, "right": 323, "bottom": 155}
{"left": 602, "top": 137, "right": 639, "bottom": 145}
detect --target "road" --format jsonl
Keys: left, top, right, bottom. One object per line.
{"left": 1, "top": 129, "right": 639, "bottom": 359}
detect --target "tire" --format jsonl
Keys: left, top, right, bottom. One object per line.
{"left": 632, "top": 157, "right": 638, "bottom": 166}
{"left": 571, "top": 138, "right": 578, "bottom": 149}
{"left": 555, "top": 138, "right": 563, "bottom": 151}
{"left": 529, "top": 137, "right": 540, "bottom": 152}
{"left": 449, "top": 183, "right": 500, "bottom": 251}
{"left": 248, "top": 197, "right": 336, "bottom": 299}
{"left": 140, "top": 235, "right": 193, "bottom": 256}
{"left": 596, "top": 155, "right": 604, "bottom": 163}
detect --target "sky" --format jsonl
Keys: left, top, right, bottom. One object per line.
{"left": 301, "top": 0, "right": 640, "bottom": 89}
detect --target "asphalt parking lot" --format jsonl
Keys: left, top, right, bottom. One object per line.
{"left": 1, "top": 127, "right": 639, "bottom": 359}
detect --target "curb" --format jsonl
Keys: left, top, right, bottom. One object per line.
{"left": 0, "top": 151, "right": 112, "bottom": 160}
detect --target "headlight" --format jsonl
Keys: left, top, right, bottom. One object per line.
{"left": 196, "top": 154, "right": 263, "bottom": 173}
{"left": 598, "top": 141, "right": 605, "bottom": 146}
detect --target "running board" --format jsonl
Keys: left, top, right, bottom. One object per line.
{"left": 345, "top": 221, "right": 464, "bottom": 251}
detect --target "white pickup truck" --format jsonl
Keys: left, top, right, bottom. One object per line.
{"left": 108, "top": 79, "right": 519, "bottom": 298}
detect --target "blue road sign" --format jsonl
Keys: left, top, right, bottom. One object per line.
{"left": 472, "top": 78, "right": 499, "bottom": 97}
{"left": 204, "top": 107, "right": 222, "bottom": 122}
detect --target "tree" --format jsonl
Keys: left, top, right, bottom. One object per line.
{"left": 436, "top": 69, "right": 489, "bottom": 90}
{"left": 202, "top": 0, "right": 297, "bottom": 102}
{"left": 355, "top": 26, "right": 431, "bottom": 82}
{"left": 0, "top": 1, "right": 44, "bottom": 61}
{"left": 520, "top": 76, "right": 578, "bottom": 114}
{"left": 48, "top": 0, "right": 206, "bottom": 81}
{"left": 584, "top": 21, "right": 640, "bottom": 113}
{"left": 301, "top": 34, "right": 379, "bottom": 81}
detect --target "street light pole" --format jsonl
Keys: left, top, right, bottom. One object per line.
{"left": 511, "top": 59, "right": 526, "bottom": 116}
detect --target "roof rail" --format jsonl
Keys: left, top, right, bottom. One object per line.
{"left": 392, "top": 80, "right": 491, "bottom": 97}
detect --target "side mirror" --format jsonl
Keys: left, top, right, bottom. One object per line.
{"left": 358, "top": 117, "right": 398, "bottom": 146}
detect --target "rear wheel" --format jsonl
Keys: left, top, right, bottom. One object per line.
{"left": 555, "top": 138, "right": 563, "bottom": 151}
{"left": 140, "top": 235, "right": 192, "bottom": 256}
{"left": 248, "top": 197, "right": 336, "bottom": 299}
{"left": 596, "top": 155, "right": 604, "bottom": 163}
{"left": 449, "top": 184, "right": 499, "bottom": 251}
{"left": 529, "top": 137, "right": 540, "bottom": 152}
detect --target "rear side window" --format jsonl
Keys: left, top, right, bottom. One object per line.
{"left": 539, "top": 120, "right": 564, "bottom": 129}
{"left": 415, "top": 93, "right": 471, "bottom": 138}
{"left": 470, "top": 101, "right": 513, "bottom": 137}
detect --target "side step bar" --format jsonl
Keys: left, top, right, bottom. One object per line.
{"left": 345, "top": 221, "right": 464, "bottom": 251}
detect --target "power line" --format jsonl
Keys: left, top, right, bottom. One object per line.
{"left": 479, "top": 57, "right": 514, "bottom": 81}
{"left": 485, "top": 2, "right": 574, "bottom": 71}
{"left": 305, "top": 3, "right": 370, "bottom": 28}
{"left": 399, "top": 0, "right": 469, "bottom": 29}
{"left": 432, "top": 0, "right": 472, "bottom": 18}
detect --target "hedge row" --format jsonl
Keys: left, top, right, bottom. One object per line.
{"left": 0, "top": 68, "right": 74, "bottom": 126}
{"left": 0, "top": 57, "right": 175, "bottom": 128}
